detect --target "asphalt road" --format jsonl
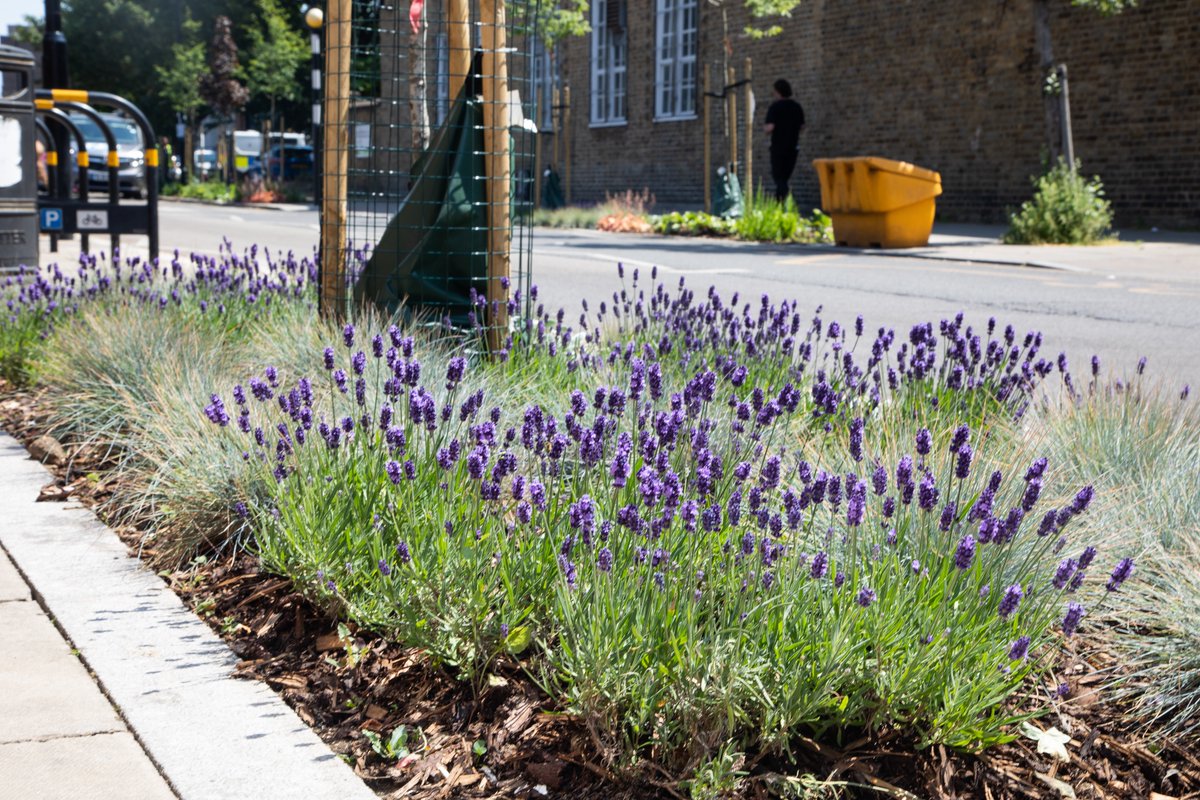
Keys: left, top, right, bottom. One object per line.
{"left": 156, "top": 201, "right": 1200, "bottom": 392}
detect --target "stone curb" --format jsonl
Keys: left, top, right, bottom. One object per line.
{"left": 0, "top": 435, "right": 376, "bottom": 800}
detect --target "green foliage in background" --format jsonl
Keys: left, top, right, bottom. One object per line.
{"left": 1004, "top": 160, "right": 1114, "bottom": 245}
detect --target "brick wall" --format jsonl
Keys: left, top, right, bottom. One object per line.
{"left": 553, "top": 0, "right": 1199, "bottom": 228}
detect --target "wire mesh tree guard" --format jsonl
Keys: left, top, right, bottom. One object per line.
{"left": 319, "top": 0, "right": 538, "bottom": 351}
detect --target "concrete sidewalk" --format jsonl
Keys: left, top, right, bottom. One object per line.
{"left": 0, "top": 434, "right": 377, "bottom": 800}
{"left": 0, "top": 547, "right": 177, "bottom": 800}
{"left": 897, "top": 223, "right": 1200, "bottom": 280}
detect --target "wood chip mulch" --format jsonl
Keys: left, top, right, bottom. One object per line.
{"left": 3, "top": 379, "right": 1197, "bottom": 799}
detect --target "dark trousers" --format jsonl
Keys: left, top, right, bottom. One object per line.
{"left": 770, "top": 146, "right": 799, "bottom": 203}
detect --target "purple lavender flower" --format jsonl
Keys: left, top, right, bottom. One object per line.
{"left": 918, "top": 471, "right": 939, "bottom": 511}
{"left": 385, "top": 460, "right": 402, "bottom": 485}
{"left": 882, "top": 496, "right": 896, "bottom": 518}
{"left": 810, "top": 550, "right": 829, "bottom": 580}
{"left": 597, "top": 547, "right": 614, "bottom": 573}
{"left": 872, "top": 464, "right": 887, "bottom": 496}
{"left": 915, "top": 428, "right": 932, "bottom": 457}
{"left": 1021, "top": 478, "right": 1042, "bottom": 512}
{"left": 953, "top": 534, "right": 976, "bottom": 569}
{"left": 1052, "top": 558, "right": 1077, "bottom": 590}
{"left": 849, "top": 417, "right": 864, "bottom": 462}
{"left": 1070, "top": 485, "right": 1095, "bottom": 515}
{"left": 1062, "top": 602, "right": 1085, "bottom": 637}
{"left": 1077, "top": 545, "right": 1097, "bottom": 570}
{"left": 896, "top": 455, "right": 913, "bottom": 488}
{"left": 378, "top": 559, "right": 391, "bottom": 577}
{"left": 342, "top": 323, "right": 355, "bottom": 348}
{"left": 834, "top": 571, "right": 846, "bottom": 588}
{"left": 856, "top": 586, "right": 877, "bottom": 608}
{"left": 396, "top": 541, "right": 411, "bottom": 564}
{"left": 955, "top": 444, "right": 973, "bottom": 480}
{"left": 998, "top": 584, "right": 1024, "bottom": 619}
{"left": 1037, "top": 510, "right": 1057, "bottom": 537}
{"left": 445, "top": 356, "right": 466, "bottom": 390}
{"left": 936, "top": 501, "right": 956, "bottom": 532}
{"left": 204, "top": 394, "right": 230, "bottom": 426}
{"left": 1024, "top": 457, "right": 1048, "bottom": 482}
{"left": 1007, "top": 635, "right": 1031, "bottom": 661}
{"left": 1106, "top": 558, "right": 1135, "bottom": 592}
{"left": 323, "top": 346, "right": 335, "bottom": 370}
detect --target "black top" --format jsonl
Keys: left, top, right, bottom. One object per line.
{"left": 765, "top": 97, "right": 805, "bottom": 152}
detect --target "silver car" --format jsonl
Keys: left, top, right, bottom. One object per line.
{"left": 69, "top": 113, "right": 147, "bottom": 199}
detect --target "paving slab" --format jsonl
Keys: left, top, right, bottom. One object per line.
{"left": 0, "top": 435, "right": 376, "bottom": 800}
{"left": 0, "top": 549, "right": 30, "bottom": 602}
{"left": 0, "top": 732, "right": 176, "bottom": 800}
{"left": 0, "top": 599, "right": 125, "bottom": 744}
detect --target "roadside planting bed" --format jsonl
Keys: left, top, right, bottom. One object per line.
{"left": 2, "top": 246, "right": 1198, "bottom": 799}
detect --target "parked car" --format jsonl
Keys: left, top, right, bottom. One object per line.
{"left": 69, "top": 113, "right": 147, "bottom": 199}
{"left": 264, "top": 145, "right": 314, "bottom": 181}
{"left": 193, "top": 149, "right": 218, "bottom": 181}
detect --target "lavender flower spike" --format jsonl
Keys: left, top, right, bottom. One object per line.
{"left": 1106, "top": 558, "right": 1135, "bottom": 592}
{"left": 1062, "top": 602, "right": 1086, "bottom": 637}
{"left": 1007, "top": 635, "right": 1031, "bottom": 661}
{"left": 997, "top": 584, "right": 1024, "bottom": 619}
{"left": 953, "top": 534, "right": 976, "bottom": 570}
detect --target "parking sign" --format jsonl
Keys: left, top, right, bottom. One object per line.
{"left": 40, "top": 208, "right": 63, "bottom": 231}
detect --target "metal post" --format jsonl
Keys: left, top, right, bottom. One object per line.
{"left": 1057, "top": 64, "right": 1075, "bottom": 171}
{"left": 311, "top": 30, "right": 321, "bottom": 203}
{"left": 43, "top": 0, "right": 73, "bottom": 207}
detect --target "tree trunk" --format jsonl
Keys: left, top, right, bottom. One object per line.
{"left": 1032, "top": 0, "right": 1060, "bottom": 162}
{"left": 408, "top": 5, "right": 431, "bottom": 154}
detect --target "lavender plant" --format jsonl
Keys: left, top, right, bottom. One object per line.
{"left": 210, "top": 294, "right": 1131, "bottom": 773}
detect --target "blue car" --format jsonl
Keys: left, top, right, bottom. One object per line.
{"left": 264, "top": 145, "right": 314, "bottom": 181}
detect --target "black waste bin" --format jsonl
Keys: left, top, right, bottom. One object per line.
{"left": 0, "top": 45, "right": 38, "bottom": 272}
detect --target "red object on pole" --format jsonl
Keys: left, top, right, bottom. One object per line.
{"left": 409, "top": 0, "right": 424, "bottom": 33}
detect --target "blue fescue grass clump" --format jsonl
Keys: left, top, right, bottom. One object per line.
{"left": 203, "top": 266, "right": 1136, "bottom": 772}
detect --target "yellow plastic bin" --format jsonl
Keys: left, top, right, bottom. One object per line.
{"left": 812, "top": 156, "right": 942, "bottom": 248}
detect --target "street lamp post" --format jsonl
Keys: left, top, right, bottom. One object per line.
{"left": 304, "top": 5, "right": 324, "bottom": 206}
{"left": 42, "top": 0, "right": 73, "bottom": 201}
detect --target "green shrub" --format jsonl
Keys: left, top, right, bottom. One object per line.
{"left": 1004, "top": 160, "right": 1114, "bottom": 245}
{"left": 162, "top": 180, "right": 238, "bottom": 204}
{"left": 650, "top": 210, "right": 736, "bottom": 237}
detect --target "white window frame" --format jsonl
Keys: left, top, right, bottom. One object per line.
{"left": 655, "top": 0, "right": 698, "bottom": 121}
{"left": 531, "top": 41, "right": 558, "bottom": 132}
{"left": 590, "top": 0, "right": 627, "bottom": 127}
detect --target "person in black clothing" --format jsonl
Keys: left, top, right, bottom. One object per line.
{"left": 763, "top": 79, "right": 805, "bottom": 203}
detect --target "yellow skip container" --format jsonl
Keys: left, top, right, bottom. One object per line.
{"left": 812, "top": 156, "right": 942, "bottom": 248}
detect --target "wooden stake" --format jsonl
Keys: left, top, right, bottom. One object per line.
{"left": 744, "top": 57, "right": 753, "bottom": 197}
{"left": 563, "top": 86, "right": 572, "bottom": 205}
{"left": 320, "top": 0, "right": 352, "bottom": 319}
{"left": 480, "top": 0, "right": 510, "bottom": 352}
{"left": 447, "top": 0, "right": 470, "bottom": 97}
{"left": 703, "top": 65, "right": 711, "bottom": 214}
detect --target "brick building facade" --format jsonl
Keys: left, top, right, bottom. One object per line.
{"left": 543, "top": 0, "right": 1199, "bottom": 227}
